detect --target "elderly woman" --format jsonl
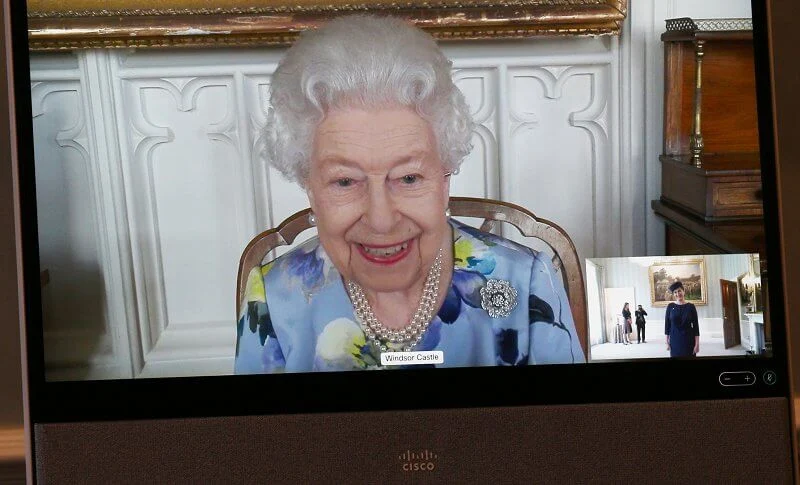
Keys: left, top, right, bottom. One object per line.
{"left": 234, "top": 15, "right": 584, "bottom": 373}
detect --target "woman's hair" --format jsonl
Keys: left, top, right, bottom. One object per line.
{"left": 668, "top": 281, "right": 684, "bottom": 292}
{"left": 265, "top": 15, "right": 474, "bottom": 186}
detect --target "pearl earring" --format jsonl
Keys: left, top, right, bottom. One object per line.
{"left": 445, "top": 208, "right": 451, "bottom": 218}
{"left": 308, "top": 212, "right": 317, "bottom": 226}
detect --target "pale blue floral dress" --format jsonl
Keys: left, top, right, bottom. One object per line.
{"left": 234, "top": 220, "right": 585, "bottom": 373}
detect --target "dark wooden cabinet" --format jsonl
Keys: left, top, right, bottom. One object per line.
{"left": 652, "top": 18, "right": 763, "bottom": 255}
{"left": 653, "top": 18, "right": 771, "bottom": 349}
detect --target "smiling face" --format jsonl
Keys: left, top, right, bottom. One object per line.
{"left": 673, "top": 287, "right": 685, "bottom": 303}
{"left": 306, "top": 106, "right": 451, "bottom": 295}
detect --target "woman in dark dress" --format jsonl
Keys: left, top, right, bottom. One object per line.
{"left": 622, "top": 303, "right": 633, "bottom": 345}
{"left": 664, "top": 281, "right": 700, "bottom": 357}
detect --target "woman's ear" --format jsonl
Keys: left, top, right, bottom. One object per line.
{"left": 443, "top": 168, "right": 452, "bottom": 203}
{"left": 306, "top": 186, "right": 317, "bottom": 212}
{"left": 304, "top": 171, "right": 316, "bottom": 207}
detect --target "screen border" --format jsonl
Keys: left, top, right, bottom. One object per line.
{"left": 11, "top": 0, "right": 793, "bottom": 426}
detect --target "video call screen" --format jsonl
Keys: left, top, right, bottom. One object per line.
{"left": 27, "top": 1, "right": 774, "bottom": 383}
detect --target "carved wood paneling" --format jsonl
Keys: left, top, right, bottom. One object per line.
{"left": 31, "top": 36, "right": 627, "bottom": 378}
{"left": 31, "top": 55, "right": 133, "bottom": 380}
{"left": 117, "top": 73, "right": 258, "bottom": 376}
{"left": 505, "top": 64, "right": 612, "bottom": 263}
{"left": 452, "top": 67, "right": 499, "bottom": 200}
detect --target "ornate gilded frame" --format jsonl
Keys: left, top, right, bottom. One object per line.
{"left": 27, "top": 0, "right": 627, "bottom": 51}
{"left": 648, "top": 258, "right": 707, "bottom": 307}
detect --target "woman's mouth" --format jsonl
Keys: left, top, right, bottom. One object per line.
{"left": 357, "top": 240, "right": 412, "bottom": 264}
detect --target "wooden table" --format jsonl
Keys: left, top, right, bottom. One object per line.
{"left": 0, "top": 427, "right": 25, "bottom": 484}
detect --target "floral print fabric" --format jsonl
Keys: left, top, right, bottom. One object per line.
{"left": 234, "top": 220, "right": 585, "bottom": 374}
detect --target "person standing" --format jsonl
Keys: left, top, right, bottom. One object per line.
{"left": 622, "top": 303, "right": 633, "bottom": 345}
{"left": 665, "top": 281, "right": 700, "bottom": 357}
{"left": 635, "top": 305, "right": 648, "bottom": 344}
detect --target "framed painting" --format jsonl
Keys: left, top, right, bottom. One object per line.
{"left": 27, "top": 0, "right": 627, "bottom": 51}
{"left": 648, "top": 259, "right": 707, "bottom": 307}
{"left": 737, "top": 273, "right": 764, "bottom": 313}
{"left": 737, "top": 254, "right": 763, "bottom": 313}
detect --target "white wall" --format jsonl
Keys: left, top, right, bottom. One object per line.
{"left": 586, "top": 260, "right": 604, "bottom": 346}
{"left": 28, "top": 0, "right": 755, "bottom": 378}
{"left": 592, "top": 254, "right": 753, "bottom": 342}
{"left": 31, "top": 38, "right": 627, "bottom": 379}
{"left": 671, "top": 0, "right": 752, "bottom": 19}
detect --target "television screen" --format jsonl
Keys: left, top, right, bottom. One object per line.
{"left": 16, "top": 0, "right": 790, "bottom": 423}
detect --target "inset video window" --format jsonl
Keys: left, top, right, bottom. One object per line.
{"left": 586, "top": 254, "right": 768, "bottom": 361}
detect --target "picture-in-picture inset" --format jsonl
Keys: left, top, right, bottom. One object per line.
{"left": 586, "top": 254, "right": 768, "bottom": 362}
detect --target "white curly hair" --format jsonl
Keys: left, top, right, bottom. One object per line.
{"left": 264, "top": 15, "right": 474, "bottom": 187}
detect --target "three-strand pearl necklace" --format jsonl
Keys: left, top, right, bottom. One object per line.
{"left": 346, "top": 248, "right": 444, "bottom": 353}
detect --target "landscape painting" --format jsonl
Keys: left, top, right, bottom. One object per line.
{"left": 649, "top": 259, "right": 707, "bottom": 307}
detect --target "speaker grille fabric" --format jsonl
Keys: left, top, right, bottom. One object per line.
{"left": 35, "top": 398, "right": 793, "bottom": 484}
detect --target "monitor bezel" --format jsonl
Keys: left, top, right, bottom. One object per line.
{"left": 11, "top": 0, "right": 793, "bottom": 426}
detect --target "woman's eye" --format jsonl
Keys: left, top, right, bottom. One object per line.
{"left": 400, "top": 174, "right": 419, "bottom": 184}
{"left": 335, "top": 178, "right": 353, "bottom": 187}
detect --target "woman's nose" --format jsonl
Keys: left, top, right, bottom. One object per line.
{"left": 363, "top": 183, "right": 398, "bottom": 233}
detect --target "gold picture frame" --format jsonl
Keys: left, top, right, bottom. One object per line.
{"left": 737, "top": 272, "right": 763, "bottom": 313}
{"left": 648, "top": 258, "right": 707, "bottom": 307}
{"left": 27, "top": 0, "right": 627, "bottom": 51}
{"left": 737, "top": 253, "right": 763, "bottom": 314}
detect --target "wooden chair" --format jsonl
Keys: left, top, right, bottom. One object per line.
{"left": 236, "top": 197, "right": 587, "bottom": 355}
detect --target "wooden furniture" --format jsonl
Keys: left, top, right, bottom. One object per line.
{"left": 653, "top": 18, "right": 764, "bottom": 256}
{"left": 0, "top": 427, "right": 25, "bottom": 483}
{"left": 237, "top": 196, "right": 588, "bottom": 355}
{"left": 652, "top": 18, "right": 771, "bottom": 351}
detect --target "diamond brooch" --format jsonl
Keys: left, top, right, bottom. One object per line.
{"left": 480, "top": 279, "right": 518, "bottom": 318}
